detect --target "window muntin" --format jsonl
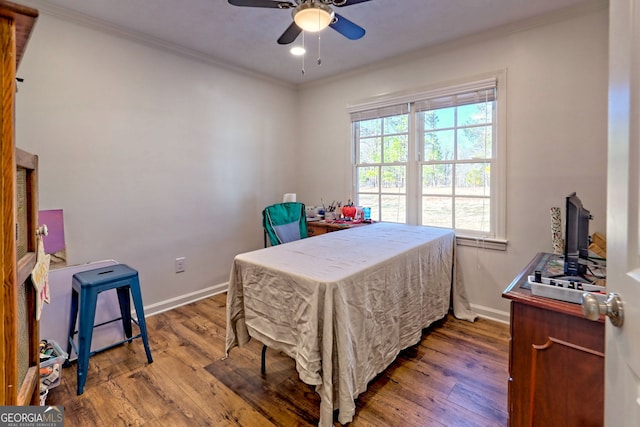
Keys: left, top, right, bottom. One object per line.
{"left": 355, "top": 114, "right": 408, "bottom": 223}
{"left": 350, "top": 77, "right": 502, "bottom": 241}
{"left": 418, "top": 97, "right": 494, "bottom": 235}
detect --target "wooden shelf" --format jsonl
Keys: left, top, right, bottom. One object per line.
{"left": 1, "top": 0, "right": 40, "bottom": 406}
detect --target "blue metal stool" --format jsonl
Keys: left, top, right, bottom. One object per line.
{"left": 66, "top": 264, "right": 153, "bottom": 395}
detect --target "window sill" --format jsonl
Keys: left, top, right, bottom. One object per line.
{"left": 455, "top": 235, "right": 508, "bottom": 251}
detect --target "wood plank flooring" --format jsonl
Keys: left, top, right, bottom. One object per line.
{"left": 46, "top": 293, "right": 510, "bottom": 426}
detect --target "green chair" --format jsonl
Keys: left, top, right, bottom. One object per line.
{"left": 260, "top": 201, "right": 307, "bottom": 374}
{"left": 262, "top": 202, "right": 308, "bottom": 247}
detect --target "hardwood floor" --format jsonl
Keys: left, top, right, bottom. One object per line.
{"left": 46, "top": 293, "right": 510, "bottom": 426}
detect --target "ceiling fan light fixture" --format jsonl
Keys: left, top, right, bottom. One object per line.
{"left": 293, "top": 3, "right": 334, "bottom": 32}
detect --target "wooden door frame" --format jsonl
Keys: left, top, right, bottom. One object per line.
{"left": 1, "top": 9, "right": 19, "bottom": 406}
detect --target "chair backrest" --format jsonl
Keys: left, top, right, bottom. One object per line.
{"left": 262, "top": 202, "right": 307, "bottom": 247}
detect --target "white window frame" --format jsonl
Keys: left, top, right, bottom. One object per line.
{"left": 348, "top": 71, "right": 508, "bottom": 250}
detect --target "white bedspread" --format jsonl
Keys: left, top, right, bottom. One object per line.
{"left": 225, "top": 222, "right": 476, "bottom": 426}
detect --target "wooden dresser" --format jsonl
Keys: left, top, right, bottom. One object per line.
{"left": 502, "top": 253, "right": 604, "bottom": 427}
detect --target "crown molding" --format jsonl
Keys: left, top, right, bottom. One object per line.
{"left": 18, "top": 0, "right": 607, "bottom": 90}
{"left": 18, "top": 0, "right": 296, "bottom": 90}
{"left": 300, "top": 0, "right": 608, "bottom": 89}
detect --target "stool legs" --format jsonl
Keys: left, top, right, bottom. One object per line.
{"left": 66, "top": 287, "right": 79, "bottom": 359}
{"left": 129, "top": 280, "right": 153, "bottom": 364}
{"left": 67, "top": 269, "right": 153, "bottom": 395}
{"left": 76, "top": 287, "right": 99, "bottom": 395}
{"left": 116, "top": 286, "right": 133, "bottom": 339}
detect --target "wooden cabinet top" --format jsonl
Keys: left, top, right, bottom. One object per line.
{"left": 502, "top": 252, "right": 604, "bottom": 322}
{"left": 0, "top": 1, "right": 38, "bottom": 67}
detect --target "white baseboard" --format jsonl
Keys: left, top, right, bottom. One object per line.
{"left": 141, "top": 284, "right": 512, "bottom": 328}
{"left": 470, "top": 303, "right": 510, "bottom": 325}
{"left": 143, "top": 282, "right": 229, "bottom": 317}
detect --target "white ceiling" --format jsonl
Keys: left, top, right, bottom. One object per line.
{"left": 23, "top": 0, "right": 593, "bottom": 85}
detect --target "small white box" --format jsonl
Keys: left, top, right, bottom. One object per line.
{"left": 529, "top": 276, "right": 607, "bottom": 304}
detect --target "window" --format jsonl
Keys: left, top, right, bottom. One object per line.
{"left": 352, "top": 105, "right": 409, "bottom": 223}
{"left": 350, "top": 74, "right": 506, "bottom": 248}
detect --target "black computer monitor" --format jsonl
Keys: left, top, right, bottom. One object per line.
{"left": 564, "top": 192, "right": 591, "bottom": 276}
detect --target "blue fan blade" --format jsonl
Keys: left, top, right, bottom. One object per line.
{"left": 330, "top": 13, "right": 365, "bottom": 40}
{"left": 335, "top": 0, "right": 372, "bottom": 6}
{"left": 278, "top": 22, "right": 302, "bottom": 44}
{"left": 228, "top": 0, "right": 293, "bottom": 8}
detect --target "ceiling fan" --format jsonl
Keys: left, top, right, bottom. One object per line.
{"left": 228, "top": 0, "right": 371, "bottom": 45}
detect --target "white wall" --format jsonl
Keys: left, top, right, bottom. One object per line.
{"left": 15, "top": 4, "right": 609, "bottom": 322}
{"left": 16, "top": 13, "right": 299, "bottom": 312}
{"left": 295, "top": 5, "right": 609, "bottom": 322}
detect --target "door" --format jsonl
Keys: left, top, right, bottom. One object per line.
{"left": 606, "top": 0, "right": 640, "bottom": 424}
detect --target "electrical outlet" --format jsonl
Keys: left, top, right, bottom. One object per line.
{"left": 175, "top": 257, "right": 186, "bottom": 273}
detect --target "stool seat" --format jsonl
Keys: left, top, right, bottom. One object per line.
{"left": 67, "top": 264, "right": 153, "bottom": 395}
{"left": 73, "top": 264, "right": 142, "bottom": 288}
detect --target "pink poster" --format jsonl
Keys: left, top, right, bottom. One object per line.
{"left": 39, "top": 209, "right": 66, "bottom": 264}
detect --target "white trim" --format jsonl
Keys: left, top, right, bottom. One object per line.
{"left": 301, "top": 0, "right": 607, "bottom": 89}
{"left": 142, "top": 281, "right": 228, "bottom": 317}
{"left": 494, "top": 69, "right": 508, "bottom": 242}
{"left": 351, "top": 71, "right": 508, "bottom": 241}
{"left": 136, "top": 280, "right": 512, "bottom": 326}
{"left": 456, "top": 235, "right": 508, "bottom": 251}
{"left": 470, "top": 304, "right": 510, "bottom": 324}
{"left": 347, "top": 76, "right": 497, "bottom": 114}
{"left": 20, "top": 0, "right": 295, "bottom": 89}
